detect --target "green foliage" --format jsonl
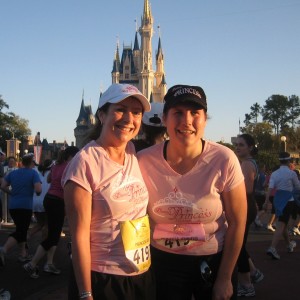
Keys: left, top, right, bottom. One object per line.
{"left": 241, "top": 93, "right": 300, "bottom": 153}
{"left": 241, "top": 122, "right": 274, "bottom": 150}
{"left": 262, "top": 94, "right": 300, "bottom": 135}
{"left": 0, "top": 95, "right": 31, "bottom": 151}
{"left": 288, "top": 95, "right": 300, "bottom": 129}
{"left": 217, "top": 141, "right": 234, "bottom": 151}
{"left": 256, "top": 151, "right": 279, "bottom": 172}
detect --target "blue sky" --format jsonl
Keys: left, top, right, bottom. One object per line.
{"left": 1, "top": 0, "right": 300, "bottom": 145}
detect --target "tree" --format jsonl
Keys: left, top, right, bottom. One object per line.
{"left": 0, "top": 95, "right": 10, "bottom": 129}
{"left": 0, "top": 95, "right": 31, "bottom": 151}
{"left": 243, "top": 103, "right": 262, "bottom": 127}
{"left": 262, "top": 95, "right": 290, "bottom": 135}
{"left": 249, "top": 102, "right": 262, "bottom": 124}
{"left": 241, "top": 122, "right": 274, "bottom": 151}
{"left": 288, "top": 95, "right": 300, "bottom": 129}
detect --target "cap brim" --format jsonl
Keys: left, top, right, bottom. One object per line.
{"left": 99, "top": 93, "right": 151, "bottom": 112}
{"left": 169, "top": 97, "right": 207, "bottom": 110}
{"left": 129, "top": 94, "right": 151, "bottom": 112}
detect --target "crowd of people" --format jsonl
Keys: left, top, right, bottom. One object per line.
{"left": 0, "top": 83, "right": 300, "bottom": 300}
{"left": 0, "top": 147, "right": 78, "bottom": 299}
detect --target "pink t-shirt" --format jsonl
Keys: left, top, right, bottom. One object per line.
{"left": 48, "top": 162, "right": 68, "bottom": 199}
{"left": 138, "top": 140, "right": 244, "bottom": 256}
{"left": 62, "top": 140, "right": 149, "bottom": 276}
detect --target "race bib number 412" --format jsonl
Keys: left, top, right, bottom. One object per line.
{"left": 120, "top": 215, "right": 151, "bottom": 272}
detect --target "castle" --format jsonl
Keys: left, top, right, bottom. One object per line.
{"left": 74, "top": 0, "right": 167, "bottom": 149}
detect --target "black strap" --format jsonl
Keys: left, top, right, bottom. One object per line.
{"left": 163, "top": 139, "right": 205, "bottom": 160}
{"left": 163, "top": 140, "right": 169, "bottom": 160}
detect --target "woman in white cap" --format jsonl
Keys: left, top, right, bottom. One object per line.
{"left": 138, "top": 84, "right": 247, "bottom": 300}
{"left": 62, "top": 84, "right": 154, "bottom": 300}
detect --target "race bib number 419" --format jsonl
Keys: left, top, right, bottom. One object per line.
{"left": 120, "top": 215, "right": 151, "bottom": 272}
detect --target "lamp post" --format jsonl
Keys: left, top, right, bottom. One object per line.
{"left": 280, "top": 136, "right": 287, "bottom": 152}
{"left": 16, "top": 149, "right": 20, "bottom": 161}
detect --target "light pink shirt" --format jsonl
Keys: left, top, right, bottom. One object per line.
{"left": 138, "top": 140, "right": 244, "bottom": 256}
{"left": 62, "top": 141, "right": 149, "bottom": 276}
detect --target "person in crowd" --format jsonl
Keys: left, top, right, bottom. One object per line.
{"left": 23, "top": 147, "right": 78, "bottom": 278}
{"left": 138, "top": 84, "right": 247, "bottom": 300}
{"left": 235, "top": 134, "right": 264, "bottom": 297}
{"left": 27, "top": 159, "right": 53, "bottom": 240}
{"left": 4, "top": 156, "right": 17, "bottom": 173}
{"left": 62, "top": 83, "right": 154, "bottom": 300}
{"left": 289, "top": 169, "right": 300, "bottom": 236}
{"left": 253, "top": 163, "right": 267, "bottom": 228}
{"left": 0, "top": 151, "right": 7, "bottom": 223}
{"left": 133, "top": 101, "right": 167, "bottom": 152}
{"left": 3, "top": 156, "right": 18, "bottom": 223}
{"left": 264, "top": 167, "right": 278, "bottom": 232}
{"left": 265, "top": 152, "right": 300, "bottom": 260}
{"left": 0, "top": 153, "right": 42, "bottom": 266}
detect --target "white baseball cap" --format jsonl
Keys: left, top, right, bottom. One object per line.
{"left": 98, "top": 83, "right": 151, "bottom": 112}
{"left": 142, "top": 102, "right": 165, "bottom": 127}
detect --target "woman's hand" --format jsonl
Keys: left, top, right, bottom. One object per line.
{"left": 212, "top": 278, "right": 233, "bottom": 300}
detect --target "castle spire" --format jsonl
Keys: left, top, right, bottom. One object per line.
{"left": 115, "top": 36, "right": 120, "bottom": 62}
{"left": 133, "top": 31, "right": 139, "bottom": 51}
{"left": 156, "top": 26, "right": 163, "bottom": 61}
{"left": 112, "top": 38, "right": 120, "bottom": 73}
{"left": 143, "top": 0, "right": 151, "bottom": 20}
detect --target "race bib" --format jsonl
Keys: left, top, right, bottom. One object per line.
{"left": 153, "top": 223, "right": 206, "bottom": 241}
{"left": 120, "top": 215, "right": 151, "bottom": 272}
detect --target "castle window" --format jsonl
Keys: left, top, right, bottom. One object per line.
{"left": 125, "top": 73, "right": 129, "bottom": 79}
{"left": 125, "top": 66, "right": 129, "bottom": 70}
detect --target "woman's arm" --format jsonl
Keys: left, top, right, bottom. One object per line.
{"left": 47, "top": 170, "right": 52, "bottom": 183}
{"left": 213, "top": 182, "right": 247, "bottom": 300}
{"left": 64, "top": 181, "right": 93, "bottom": 299}
{"left": 241, "top": 160, "right": 256, "bottom": 194}
{"left": 0, "top": 178, "right": 11, "bottom": 194}
{"left": 34, "top": 182, "right": 42, "bottom": 196}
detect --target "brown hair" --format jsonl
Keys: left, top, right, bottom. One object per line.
{"left": 83, "top": 103, "right": 111, "bottom": 145}
{"left": 22, "top": 154, "right": 34, "bottom": 167}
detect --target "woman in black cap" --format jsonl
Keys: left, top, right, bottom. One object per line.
{"left": 138, "top": 84, "right": 247, "bottom": 300}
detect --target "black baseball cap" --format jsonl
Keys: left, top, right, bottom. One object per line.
{"left": 164, "top": 84, "right": 207, "bottom": 112}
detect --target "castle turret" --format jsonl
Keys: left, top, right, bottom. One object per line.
{"left": 138, "top": 0, "right": 154, "bottom": 99}
{"left": 133, "top": 31, "right": 140, "bottom": 74}
{"left": 153, "top": 29, "right": 166, "bottom": 102}
{"left": 109, "top": 0, "right": 167, "bottom": 102}
{"left": 112, "top": 41, "right": 120, "bottom": 83}
{"left": 74, "top": 91, "right": 95, "bottom": 149}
